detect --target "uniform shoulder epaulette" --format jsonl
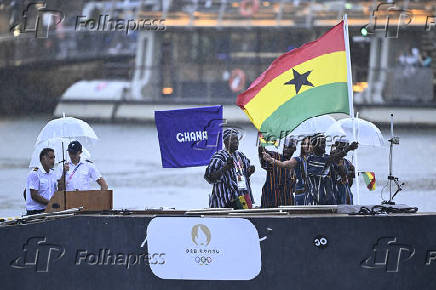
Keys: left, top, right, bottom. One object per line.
{"left": 33, "top": 167, "right": 38, "bottom": 171}
{"left": 85, "top": 159, "right": 93, "bottom": 163}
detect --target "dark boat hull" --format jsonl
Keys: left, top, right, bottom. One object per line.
{"left": 1, "top": 212, "right": 436, "bottom": 290}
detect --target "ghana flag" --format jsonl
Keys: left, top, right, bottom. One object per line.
{"left": 237, "top": 21, "right": 351, "bottom": 140}
{"left": 361, "top": 171, "right": 376, "bottom": 191}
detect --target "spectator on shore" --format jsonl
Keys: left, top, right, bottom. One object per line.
{"left": 420, "top": 51, "right": 432, "bottom": 67}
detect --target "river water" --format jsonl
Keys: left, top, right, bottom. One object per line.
{"left": 1, "top": 116, "right": 435, "bottom": 217}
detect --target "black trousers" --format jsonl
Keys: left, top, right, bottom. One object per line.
{"left": 26, "top": 209, "right": 45, "bottom": 215}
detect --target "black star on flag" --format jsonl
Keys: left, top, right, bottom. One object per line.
{"left": 284, "top": 69, "right": 314, "bottom": 94}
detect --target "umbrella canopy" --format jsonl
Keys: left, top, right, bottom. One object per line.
{"left": 35, "top": 116, "right": 98, "bottom": 147}
{"left": 271, "top": 115, "right": 336, "bottom": 154}
{"left": 30, "top": 137, "right": 91, "bottom": 169}
{"left": 325, "top": 117, "right": 386, "bottom": 147}
{"left": 289, "top": 115, "right": 337, "bottom": 137}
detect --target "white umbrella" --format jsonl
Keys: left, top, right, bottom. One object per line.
{"left": 30, "top": 137, "right": 92, "bottom": 169}
{"left": 275, "top": 115, "right": 336, "bottom": 153}
{"left": 289, "top": 115, "right": 337, "bottom": 137}
{"left": 325, "top": 117, "right": 386, "bottom": 147}
{"left": 35, "top": 116, "right": 98, "bottom": 147}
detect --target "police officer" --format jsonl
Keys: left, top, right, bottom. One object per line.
{"left": 25, "top": 148, "right": 57, "bottom": 215}
{"left": 58, "top": 141, "right": 108, "bottom": 191}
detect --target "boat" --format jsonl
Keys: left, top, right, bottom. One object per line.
{"left": 1, "top": 205, "right": 435, "bottom": 290}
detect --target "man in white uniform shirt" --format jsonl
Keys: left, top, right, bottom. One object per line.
{"left": 58, "top": 141, "right": 108, "bottom": 191}
{"left": 25, "top": 148, "right": 58, "bottom": 215}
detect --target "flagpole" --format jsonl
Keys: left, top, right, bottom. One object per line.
{"left": 343, "top": 14, "right": 354, "bottom": 118}
{"left": 355, "top": 112, "right": 360, "bottom": 204}
{"left": 343, "top": 14, "right": 360, "bottom": 204}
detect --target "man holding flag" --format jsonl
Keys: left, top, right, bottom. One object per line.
{"left": 204, "top": 129, "right": 255, "bottom": 209}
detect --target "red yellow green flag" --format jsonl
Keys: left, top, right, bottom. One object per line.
{"left": 237, "top": 21, "right": 351, "bottom": 140}
{"left": 258, "top": 132, "right": 279, "bottom": 147}
{"left": 234, "top": 194, "right": 253, "bottom": 209}
{"left": 361, "top": 172, "right": 376, "bottom": 191}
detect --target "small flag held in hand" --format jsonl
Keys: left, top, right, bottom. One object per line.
{"left": 361, "top": 171, "right": 376, "bottom": 191}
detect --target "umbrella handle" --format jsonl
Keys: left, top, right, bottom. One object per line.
{"left": 62, "top": 142, "right": 66, "bottom": 210}
{"left": 353, "top": 112, "right": 360, "bottom": 205}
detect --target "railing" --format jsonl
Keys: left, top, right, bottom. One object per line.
{"left": 356, "top": 66, "right": 434, "bottom": 104}
{"left": 126, "top": 64, "right": 433, "bottom": 104}
{"left": 139, "top": 0, "right": 435, "bottom": 27}
{"left": 0, "top": 29, "right": 136, "bottom": 68}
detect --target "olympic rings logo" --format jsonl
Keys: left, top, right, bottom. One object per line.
{"left": 195, "top": 256, "right": 213, "bottom": 265}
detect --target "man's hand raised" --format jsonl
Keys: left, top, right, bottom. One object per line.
{"left": 262, "top": 151, "right": 274, "bottom": 164}
{"left": 347, "top": 141, "right": 359, "bottom": 151}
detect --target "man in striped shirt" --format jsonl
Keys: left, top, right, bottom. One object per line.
{"left": 331, "top": 140, "right": 355, "bottom": 204}
{"left": 204, "top": 129, "right": 255, "bottom": 208}
{"left": 306, "top": 134, "right": 357, "bottom": 205}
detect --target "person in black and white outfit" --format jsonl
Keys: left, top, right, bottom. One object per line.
{"left": 204, "top": 128, "right": 255, "bottom": 208}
